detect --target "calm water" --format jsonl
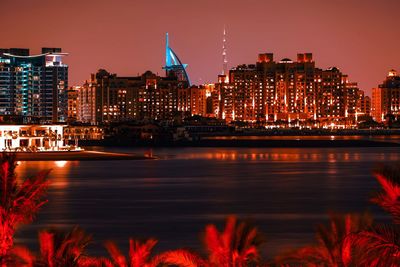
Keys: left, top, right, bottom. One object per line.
{"left": 15, "top": 147, "right": 400, "bottom": 257}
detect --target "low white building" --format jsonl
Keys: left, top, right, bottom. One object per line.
{"left": 0, "top": 125, "right": 74, "bottom": 152}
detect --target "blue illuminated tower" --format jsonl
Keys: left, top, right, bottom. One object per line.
{"left": 163, "top": 33, "right": 190, "bottom": 86}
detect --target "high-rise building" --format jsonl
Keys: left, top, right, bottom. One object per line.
{"left": 88, "top": 70, "right": 190, "bottom": 124}
{"left": 76, "top": 82, "right": 96, "bottom": 124}
{"left": 190, "top": 85, "right": 208, "bottom": 116}
{"left": 75, "top": 69, "right": 210, "bottom": 125}
{"left": 67, "top": 87, "right": 78, "bottom": 123}
{"left": 356, "top": 90, "right": 371, "bottom": 119}
{"left": 214, "top": 53, "right": 361, "bottom": 127}
{"left": 0, "top": 47, "right": 68, "bottom": 123}
{"left": 72, "top": 33, "right": 196, "bottom": 125}
{"left": 372, "top": 70, "right": 400, "bottom": 122}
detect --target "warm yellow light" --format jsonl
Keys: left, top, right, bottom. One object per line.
{"left": 55, "top": 161, "right": 67, "bottom": 168}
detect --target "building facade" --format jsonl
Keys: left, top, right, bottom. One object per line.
{"left": 76, "top": 70, "right": 207, "bottom": 124}
{"left": 0, "top": 125, "right": 68, "bottom": 151}
{"left": 0, "top": 48, "right": 68, "bottom": 123}
{"left": 71, "top": 52, "right": 370, "bottom": 128}
{"left": 372, "top": 70, "right": 400, "bottom": 122}
{"left": 67, "top": 87, "right": 78, "bottom": 122}
{"left": 212, "top": 53, "right": 367, "bottom": 127}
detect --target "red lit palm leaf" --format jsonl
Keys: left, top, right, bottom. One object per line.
{"left": 105, "top": 239, "right": 161, "bottom": 267}
{"left": 371, "top": 165, "right": 400, "bottom": 223}
{"left": 350, "top": 224, "right": 400, "bottom": 267}
{"left": 105, "top": 239, "right": 208, "bottom": 267}
{"left": 36, "top": 227, "right": 92, "bottom": 266}
{"left": 129, "top": 238, "right": 157, "bottom": 267}
{"left": 0, "top": 153, "right": 50, "bottom": 259}
{"left": 13, "top": 170, "right": 50, "bottom": 223}
{"left": 204, "top": 216, "right": 263, "bottom": 267}
{"left": 104, "top": 241, "right": 128, "bottom": 267}
{"left": 11, "top": 227, "right": 93, "bottom": 267}
{"left": 154, "top": 249, "right": 208, "bottom": 267}
{"left": 78, "top": 256, "right": 115, "bottom": 267}
{"left": 277, "top": 213, "right": 372, "bottom": 267}
{"left": 10, "top": 246, "right": 35, "bottom": 267}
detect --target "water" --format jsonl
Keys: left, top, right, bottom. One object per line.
{"left": 15, "top": 147, "right": 400, "bottom": 258}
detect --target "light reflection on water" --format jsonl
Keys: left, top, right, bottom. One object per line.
{"left": 14, "top": 147, "right": 400, "bottom": 257}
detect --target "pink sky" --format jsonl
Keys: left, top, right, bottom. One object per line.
{"left": 2, "top": 0, "right": 399, "bottom": 95}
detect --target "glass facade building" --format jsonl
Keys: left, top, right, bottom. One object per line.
{"left": 0, "top": 48, "right": 68, "bottom": 123}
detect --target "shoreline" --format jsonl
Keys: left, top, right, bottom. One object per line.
{"left": 14, "top": 150, "right": 155, "bottom": 161}
{"left": 80, "top": 138, "right": 400, "bottom": 148}
{"left": 184, "top": 139, "right": 400, "bottom": 148}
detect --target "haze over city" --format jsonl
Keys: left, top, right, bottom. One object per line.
{"left": 2, "top": 0, "right": 400, "bottom": 94}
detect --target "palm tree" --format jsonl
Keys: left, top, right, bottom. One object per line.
{"left": 153, "top": 249, "right": 207, "bottom": 267}
{"left": 371, "top": 164, "right": 400, "bottom": 223}
{"left": 0, "top": 153, "right": 50, "bottom": 263}
{"left": 12, "top": 226, "right": 96, "bottom": 267}
{"left": 103, "top": 216, "right": 264, "bottom": 267}
{"left": 349, "top": 224, "right": 400, "bottom": 267}
{"left": 347, "top": 165, "right": 400, "bottom": 266}
{"left": 104, "top": 238, "right": 174, "bottom": 267}
{"left": 105, "top": 239, "right": 195, "bottom": 267}
{"left": 201, "top": 215, "right": 264, "bottom": 267}
{"left": 276, "top": 213, "right": 372, "bottom": 267}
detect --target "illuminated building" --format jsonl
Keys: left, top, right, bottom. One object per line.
{"left": 356, "top": 90, "right": 371, "bottom": 118}
{"left": 90, "top": 70, "right": 189, "bottom": 123}
{"left": 214, "top": 53, "right": 361, "bottom": 127}
{"left": 67, "top": 87, "right": 78, "bottom": 122}
{"left": 64, "top": 125, "right": 104, "bottom": 140}
{"left": 190, "top": 85, "right": 208, "bottom": 116}
{"left": 79, "top": 69, "right": 210, "bottom": 124}
{"left": 372, "top": 70, "right": 400, "bottom": 122}
{"left": 0, "top": 48, "right": 68, "bottom": 123}
{"left": 343, "top": 77, "right": 359, "bottom": 121}
{"left": 163, "top": 33, "right": 190, "bottom": 87}
{"left": 0, "top": 125, "right": 69, "bottom": 151}
{"left": 73, "top": 33, "right": 194, "bottom": 124}
{"left": 75, "top": 83, "right": 96, "bottom": 124}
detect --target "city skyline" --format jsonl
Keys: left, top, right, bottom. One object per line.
{"left": 2, "top": 0, "right": 399, "bottom": 94}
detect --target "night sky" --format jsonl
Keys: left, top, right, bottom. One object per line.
{"left": 2, "top": 0, "right": 399, "bottom": 94}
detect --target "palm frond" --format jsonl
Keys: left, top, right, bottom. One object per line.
{"left": 203, "top": 216, "right": 264, "bottom": 266}
{"left": 10, "top": 245, "right": 35, "bottom": 267}
{"left": 372, "top": 164, "right": 400, "bottom": 223}
{"left": 128, "top": 238, "right": 157, "bottom": 267}
{"left": 0, "top": 153, "right": 50, "bottom": 259}
{"left": 104, "top": 241, "right": 128, "bottom": 267}
{"left": 154, "top": 249, "right": 208, "bottom": 267}
{"left": 276, "top": 213, "right": 372, "bottom": 267}
{"left": 350, "top": 224, "right": 400, "bottom": 267}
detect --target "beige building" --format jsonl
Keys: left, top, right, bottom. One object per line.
{"left": 0, "top": 125, "right": 72, "bottom": 151}
{"left": 372, "top": 70, "right": 400, "bottom": 122}
{"left": 67, "top": 88, "right": 79, "bottom": 123}
{"left": 76, "top": 83, "right": 96, "bottom": 124}
{"left": 213, "top": 53, "right": 361, "bottom": 127}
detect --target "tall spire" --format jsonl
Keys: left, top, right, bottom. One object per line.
{"left": 222, "top": 26, "right": 228, "bottom": 76}
{"left": 166, "top": 32, "right": 170, "bottom": 67}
